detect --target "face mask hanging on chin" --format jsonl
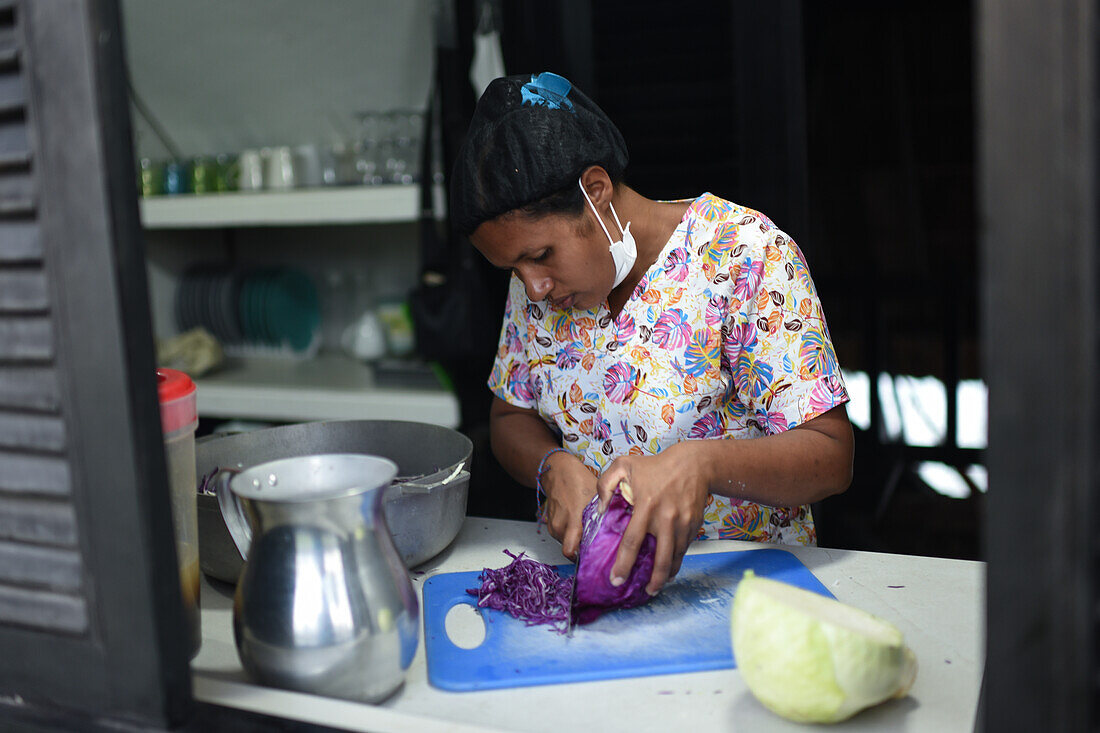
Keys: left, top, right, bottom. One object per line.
{"left": 578, "top": 178, "right": 637, "bottom": 288}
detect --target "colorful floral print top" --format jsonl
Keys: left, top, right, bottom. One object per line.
{"left": 488, "top": 194, "right": 849, "bottom": 545}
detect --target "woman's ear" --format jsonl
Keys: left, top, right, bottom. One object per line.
{"left": 579, "top": 165, "right": 613, "bottom": 206}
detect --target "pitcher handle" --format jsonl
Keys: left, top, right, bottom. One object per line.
{"left": 213, "top": 467, "right": 253, "bottom": 561}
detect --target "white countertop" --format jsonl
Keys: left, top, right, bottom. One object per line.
{"left": 192, "top": 518, "right": 986, "bottom": 732}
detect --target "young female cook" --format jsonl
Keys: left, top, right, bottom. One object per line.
{"left": 451, "top": 72, "right": 854, "bottom": 597}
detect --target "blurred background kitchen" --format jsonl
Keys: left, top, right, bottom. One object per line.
{"left": 127, "top": 0, "right": 981, "bottom": 561}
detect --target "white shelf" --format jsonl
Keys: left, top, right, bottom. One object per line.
{"left": 139, "top": 185, "right": 420, "bottom": 228}
{"left": 193, "top": 355, "right": 459, "bottom": 427}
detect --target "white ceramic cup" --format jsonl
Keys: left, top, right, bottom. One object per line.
{"left": 342, "top": 310, "right": 387, "bottom": 361}
{"left": 265, "top": 146, "right": 296, "bottom": 190}
{"left": 295, "top": 144, "right": 323, "bottom": 188}
{"left": 238, "top": 149, "right": 264, "bottom": 191}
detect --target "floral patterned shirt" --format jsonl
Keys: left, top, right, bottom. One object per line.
{"left": 488, "top": 193, "right": 849, "bottom": 545}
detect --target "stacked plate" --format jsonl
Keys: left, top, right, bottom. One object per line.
{"left": 176, "top": 267, "right": 320, "bottom": 352}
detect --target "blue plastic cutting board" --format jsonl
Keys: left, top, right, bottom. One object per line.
{"left": 422, "top": 548, "right": 833, "bottom": 691}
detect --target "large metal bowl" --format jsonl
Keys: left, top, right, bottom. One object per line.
{"left": 196, "top": 419, "right": 471, "bottom": 583}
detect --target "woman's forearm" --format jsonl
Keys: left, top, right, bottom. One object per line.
{"left": 489, "top": 398, "right": 563, "bottom": 488}
{"left": 682, "top": 405, "right": 854, "bottom": 507}
{"left": 492, "top": 398, "right": 852, "bottom": 506}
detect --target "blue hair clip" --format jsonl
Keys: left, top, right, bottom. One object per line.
{"left": 521, "top": 72, "right": 575, "bottom": 113}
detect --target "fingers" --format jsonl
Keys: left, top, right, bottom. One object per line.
{"left": 646, "top": 521, "right": 674, "bottom": 596}
{"left": 610, "top": 501, "right": 650, "bottom": 586}
{"left": 668, "top": 507, "right": 703, "bottom": 580}
{"left": 561, "top": 523, "right": 581, "bottom": 562}
{"left": 670, "top": 554, "right": 684, "bottom": 579}
{"left": 669, "top": 535, "right": 687, "bottom": 580}
{"left": 545, "top": 502, "right": 565, "bottom": 542}
{"left": 546, "top": 504, "right": 580, "bottom": 562}
{"left": 595, "top": 460, "right": 628, "bottom": 512}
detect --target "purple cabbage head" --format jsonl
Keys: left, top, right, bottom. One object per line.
{"left": 572, "top": 487, "right": 657, "bottom": 624}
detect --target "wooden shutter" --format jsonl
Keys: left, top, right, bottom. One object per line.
{"left": 979, "top": 0, "right": 1098, "bottom": 730}
{"left": 0, "top": 0, "right": 190, "bottom": 725}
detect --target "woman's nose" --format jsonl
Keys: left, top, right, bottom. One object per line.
{"left": 523, "top": 273, "right": 553, "bottom": 302}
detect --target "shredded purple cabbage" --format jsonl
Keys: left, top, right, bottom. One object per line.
{"left": 468, "top": 488, "right": 658, "bottom": 632}
{"left": 466, "top": 550, "right": 575, "bottom": 633}
{"left": 573, "top": 487, "right": 656, "bottom": 624}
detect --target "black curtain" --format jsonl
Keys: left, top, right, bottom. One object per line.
{"left": 427, "top": 0, "right": 530, "bottom": 520}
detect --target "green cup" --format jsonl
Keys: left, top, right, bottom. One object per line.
{"left": 139, "top": 158, "right": 164, "bottom": 196}
{"left": 215, "top": 153, "right": 239, "bottom": 192}
{"left": 189, "top": 156, "right": 215, "bottom": 195}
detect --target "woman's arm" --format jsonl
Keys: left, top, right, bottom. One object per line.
{"left": 695, "top": 404, "right": 853, "bottom": 505}
{"left": 490, "top": 396, "right": 598, "bottom": 559}
{"left": 595, "top": 405, "right": 854, "bottom": 594}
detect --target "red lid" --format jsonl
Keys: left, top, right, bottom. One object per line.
{"left": 157, "top": 368, "right": 197, "bottom": 434}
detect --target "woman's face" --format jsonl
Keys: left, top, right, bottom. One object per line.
{"left": 471, "top": 210, "right": 613, "bottom": 311}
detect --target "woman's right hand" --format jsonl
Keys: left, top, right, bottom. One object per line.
{"left": 540, "top": 451, "right": 597, "bottom": 561}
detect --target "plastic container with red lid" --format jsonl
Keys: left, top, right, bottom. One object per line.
{"left": 156, "top": 368, "right": 201, "bottom": 658}
{"left": 158, "top": 368, "right": 198, "bottom": 434}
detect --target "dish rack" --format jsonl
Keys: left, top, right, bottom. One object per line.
{"left": 176, "top": 266, "right": 322, "bottom": 357}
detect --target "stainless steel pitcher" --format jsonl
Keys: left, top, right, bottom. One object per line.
{"left": 215, "top": 453, "right": 418, "bottom": 703}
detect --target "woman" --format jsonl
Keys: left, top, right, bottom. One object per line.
{"left": 451, "top": 72, "right": 853, "bottom": 598}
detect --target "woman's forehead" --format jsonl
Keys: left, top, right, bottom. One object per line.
{"left": 473, "top": 214, "right": 573, "bottom": 262}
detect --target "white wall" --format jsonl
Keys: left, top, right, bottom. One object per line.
{"left": 125, "top": 1, "right": 432, "bottom": 346}
{"left": 121, "top": 0, "right": 434, "bottom": 159}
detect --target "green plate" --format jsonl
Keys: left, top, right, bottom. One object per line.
{"left": 270, "top": 269, "right": 320, "bottom": 351}
{"left": 253, "top": 271, "right": 272, "bottom": 344}
{"left": 222, "top": 272, "right": 243, "bottom": 343}
{"left": 238, "top": 276, "right": 255, "bottom": 342}
{"left": 262, "top": 271, "right": 279, "bottom": 345}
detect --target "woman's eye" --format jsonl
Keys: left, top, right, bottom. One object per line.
{"left": 532, "top": 250, "right": 549, "bottom": 262}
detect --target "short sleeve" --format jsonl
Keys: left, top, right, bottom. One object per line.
{"left": 487, "top": 274, "right": 538, "bottom": 408}
{"left": 722, "top": 217, "right": 849, "bottom": 434}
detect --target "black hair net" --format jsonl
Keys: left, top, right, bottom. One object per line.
{"left": 450, "top": 72, "right": 629, "bottom": 236}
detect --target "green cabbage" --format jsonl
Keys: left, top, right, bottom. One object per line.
{"left": 731, "top": 571, "right": 918, "bottom": 723}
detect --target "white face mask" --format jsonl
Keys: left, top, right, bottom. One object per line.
{"left": 578, "top": 178, "right": 637, "bottom": 288}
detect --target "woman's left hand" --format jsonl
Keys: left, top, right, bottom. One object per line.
{"left": 595, "top": 442, "right": 710, "bottom": 596}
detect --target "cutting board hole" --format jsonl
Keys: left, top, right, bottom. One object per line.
{"left": 445, "top": 602, "right": 486, "bottom": 649}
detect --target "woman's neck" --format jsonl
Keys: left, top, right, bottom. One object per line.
{"left": 607, "top": 187, "right": 690, "bottom": 313}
